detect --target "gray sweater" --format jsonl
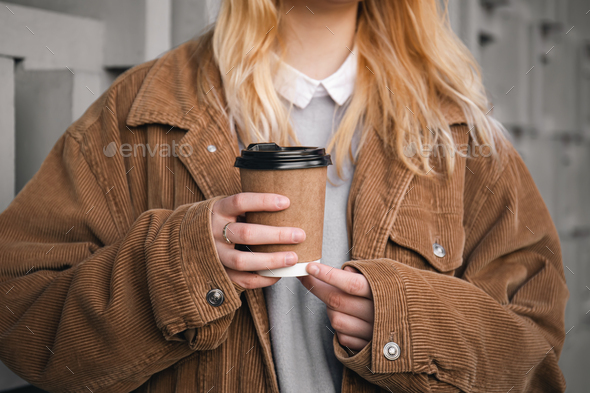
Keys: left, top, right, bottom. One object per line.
{"left": 237, "top": 95, "right": 358, "bottom": 392}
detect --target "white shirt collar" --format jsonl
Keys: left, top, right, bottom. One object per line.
{"left": 272, "top": 46, "right": 357, "bottom": 109}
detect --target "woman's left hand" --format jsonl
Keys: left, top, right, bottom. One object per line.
{"left": 298, "top": 263, "right": 374, "bottom": 352}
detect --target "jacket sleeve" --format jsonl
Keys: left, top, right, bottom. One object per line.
{"left": 334, "top": 148, "right": 569, "bottom": 392}
{"left": 0, "top": 133, "right": 244, "bottom": 392}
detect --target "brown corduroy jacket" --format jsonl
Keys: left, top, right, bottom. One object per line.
{"left": 0, "top": 39, "right": 568, "bottom": 393}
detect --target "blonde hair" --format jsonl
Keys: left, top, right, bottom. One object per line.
{"left": 195, "top": 0, "right": 507, "bottom": 179}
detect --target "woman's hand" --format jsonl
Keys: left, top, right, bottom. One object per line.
{"left": 211, "top": 193, "right": 306, "bottom": 289}
{"left": 298, "top": 264, "right": 374, "bottom": 352}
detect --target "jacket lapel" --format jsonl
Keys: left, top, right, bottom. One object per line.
{"left": 174, "top": 112, "right": 241, "bottom": 200}
{"left": 126, "top": 41, "right": 241, "bottom": 200}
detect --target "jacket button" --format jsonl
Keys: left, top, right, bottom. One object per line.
{"left": 383, "top": 342, "right": 400, "bottom": 360}
{"left": 433, "top": 242, "right": 446, "bottom": 258}
{"left": 206, "top": 289, "right": 224, "bottom": 307}
{"left": 207, "top": 144, "right": 217, "bottom": 153}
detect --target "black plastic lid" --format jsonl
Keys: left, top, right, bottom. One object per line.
{"left": 234, "top": 142, "right": 332, "bottom": 170}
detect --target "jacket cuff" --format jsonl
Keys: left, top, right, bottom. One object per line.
{"left": 147, "top": 196, "right": 244, "bottom": 349}
{"left": 181, "top": 273, "right": 247, "bottom": 349}
{"left": 334, "top": 259, "right": 413, "bottom": 374}
{"left": 178, "top": 196, "right": 244, "bottom": 323}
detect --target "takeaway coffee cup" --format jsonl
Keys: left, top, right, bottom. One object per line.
{"left": 234, "top": 142, "right": 332, "bottom": 277}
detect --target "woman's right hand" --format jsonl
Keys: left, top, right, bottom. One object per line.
{"left": 211, "top": 193, "right": 306, "bottom": 289}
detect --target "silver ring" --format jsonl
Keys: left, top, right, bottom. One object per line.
{"left": 223, "top": 222, "right": 233, "bottom": 244}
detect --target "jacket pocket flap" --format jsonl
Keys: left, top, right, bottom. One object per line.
{"left": 389, "top": 206, "right": 465, "bottom": 273}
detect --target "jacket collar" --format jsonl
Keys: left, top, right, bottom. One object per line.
{"left": 127, "top": 40, "right": 224, "bottom": 134}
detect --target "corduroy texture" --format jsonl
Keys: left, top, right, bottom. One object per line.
{"left": 0, "top": 39, "right": 568, "bottom": 393}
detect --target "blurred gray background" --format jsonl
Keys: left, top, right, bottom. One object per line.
{"left": 0, "top": 0, "right": 589, "bottom": 392}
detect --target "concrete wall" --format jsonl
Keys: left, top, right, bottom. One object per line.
{"left": 0, "top": 2, "right": 104, "bottom": 71}
{"left": 0, "top": 57, "right": 15, "bottom": 213}
{"left": 14, "top": 67, "right": 103, "bottom": 192}
{"left": 3, "top": 0, "right": 150, "bottom": 67}
{"left": 0, "top": 0, "right": 589, "bottom": 392}
{"left": 171, "top": 0, "right": 210, "bottom": 46}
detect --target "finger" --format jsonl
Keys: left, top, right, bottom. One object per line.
{"left": 328, "top": 309, "right": 373, "bottom": 342}
{"left": 336, "top": 332, "right": 369, "bottom": 352}
{"left": 221, "top": 222, "right": 305, "bottom": 245}
{"left": 306, "top": 263, "right": 372, "bottom": 299}
{"left": 226, "top": 268, "right": 281, "bottom": 289}
{"left": 298, "top": 274, "right": 374, "bottom": 322}
{"left": 343, "top": 266, "right": 360, "bottom": 274}
{"left": 218, "top": 248, "right": 298, "bottom": 271}
{"left": 214, "top": 193, "right": 290, "bottom": 217}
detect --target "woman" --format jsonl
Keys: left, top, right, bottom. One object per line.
{"left": 0, "top": 0, "right": 568, "bottom": 392}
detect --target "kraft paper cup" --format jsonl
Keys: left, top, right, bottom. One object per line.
{"left": 234, "top": 142, "right": 332, "bottom": 277}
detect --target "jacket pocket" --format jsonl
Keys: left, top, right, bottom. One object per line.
{"left": 388, "top": 206, "right": 465, "bottom": 273}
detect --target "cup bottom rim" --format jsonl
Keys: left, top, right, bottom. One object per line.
{"left": 256, "top": 260, "right": 320, "bottom": 277}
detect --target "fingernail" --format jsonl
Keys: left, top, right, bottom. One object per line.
{"left": 292, "top": 229, "right": 304, "bottom": 243}
{"left": 285, "top": 252, "right": 297, "bottom": 266}
{"left": 276, "top": 196, "right": 288, "bottom": 209}
{"left": 308, "top": 264, "right": 319, "bottom": 275}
